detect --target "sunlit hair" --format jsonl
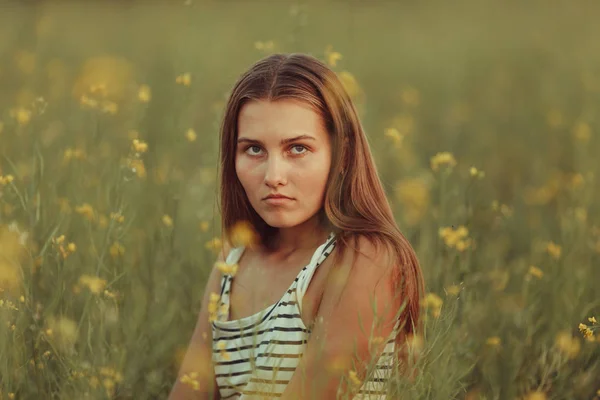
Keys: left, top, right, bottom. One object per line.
{"left": 217, "top": 53, "right": 425, "bottom": 352}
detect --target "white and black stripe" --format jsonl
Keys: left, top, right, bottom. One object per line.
{"left": 212, "top": 232, "right": 399, "bottom": 399}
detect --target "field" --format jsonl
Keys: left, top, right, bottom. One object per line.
{"left": 1, "top": 0, "right": 600, "bottom": 399}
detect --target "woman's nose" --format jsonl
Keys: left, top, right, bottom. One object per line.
{"left": 264, "top": 156, "right": 287, "bottom": 187}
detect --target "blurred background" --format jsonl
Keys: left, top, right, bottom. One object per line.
{"left": 1, "top": 0, "right": 599, "bottom": 399}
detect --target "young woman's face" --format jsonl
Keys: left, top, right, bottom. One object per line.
{"left": 235, "top": 99, "right": 332, "bottom": 229}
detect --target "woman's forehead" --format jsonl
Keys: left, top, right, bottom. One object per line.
{"left": 237, "top": 99, "right": 328, "bottom": 141}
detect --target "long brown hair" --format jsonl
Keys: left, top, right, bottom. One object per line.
{"left": 217, "top": 53, "right": 425, "bottom": 342}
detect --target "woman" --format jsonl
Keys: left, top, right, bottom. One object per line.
{"left": 169, "top": 53, "right": 424, "bottom": 400}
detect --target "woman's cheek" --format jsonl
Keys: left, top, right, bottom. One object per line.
{"left": 236, "top": 157, "right": 260, "bottom": 184}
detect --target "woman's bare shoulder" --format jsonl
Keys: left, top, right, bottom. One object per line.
{"left": 339, "top": 233, "right": 395, "bottom": 269}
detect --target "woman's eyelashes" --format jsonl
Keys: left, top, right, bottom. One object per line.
{"left": 242, "top": 144, "right": 310, "bottom": 157}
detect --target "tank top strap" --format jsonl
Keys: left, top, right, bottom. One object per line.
{"left": 295, "top": 232, "right": 337, "bottom": 315}
{"left": 216, "top": 247, "right": 245, "bottom": 320}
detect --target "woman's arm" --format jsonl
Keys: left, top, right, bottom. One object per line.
{"left": 168, "top": 243, "right": 231, "bottom": 400}
{"left": 281, "top": 236, "right": 403, "bottom": 400}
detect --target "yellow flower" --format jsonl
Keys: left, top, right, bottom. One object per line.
{"left": 110, "top": 212, "right": 125, "bottom": 223}
{"left": 230, "top": 220, "right": 258, "bottom": 247}
{"left": 523, "top": 390, "right": 547, "bottom": 400}
{"left": 486, "top": 336, "right": 501, "bottom": 346}
{"left": 138, "top": 84, "right": 151, "bottom": 103}
{"left": 394, "top": 178, "right": 430, "bottom": 227}
{"left": 75, "top": 203, "right": 96, "bottom": 221}
{"left": 180, "top": 372, "right": 200, "bottom": 390}
{"left": 572, "top": 121, "right": 591, "bottom": 141}
{"left": 546, "top": 241, "right": 562, "bottom": 260}
{"left": 527, "top": 265, "right": 544, "bottom": 279}
{"left": 389, "top": 114, "right": 415, "bottom": 136}
{"left": 406, "top": 334, "right": 424, "bottom": 355}
{"left": 63, "top": 148, "right": 86, "bottom": 162}
{"left": 0, "top": 174, "right": 15, "bottom": 185}
{"left": 588, "top": 316, "right": 597, "bottom": 324}
{"left": 46, "top": 316, "right": 78, "bottom": 351}
{"left": 337, "top": 70, "right": 361, "bottom": 99}
{"left": 369, "top": 336, "right": 385, "bottom": 346}
{"left": 89, "top": 376, "right": 100, "bottom": 388}
{"left": 89, "top": 83, "right": 108, "bottom": 96}
{"left": 215, "top": 261, "right": 239, "bottom": 277}
{"left": 470, "top": 166, "right": 485, "bottom": 179}
{"left": 579, "top": 323, "right": 594, "bottom": 339}
{"left": 128, "top": 159, "right": 146, "bottom": 178}
{"left": 254, "top": 40, "right": 275, "bottom": 52}
{"left": 162, "top": 215, "right": 173, "bottom": 227}
{"left": 445, "top": 285, "right": 461, "bottom": 296}
{"left": 384, "top": 128, "right": 404, "bottom": 147}
{"left": 80, "top": 95, "right": 99, "bottom": 108}
{"left": 109, "top": 242, "right": 125, "bottom": 258}
{"left": 456, "top": 226, "right": 468, "bottom": 238}
{"left": 98, "top": 215, "right": 109, "bottom": 228}
{"left": 554, "top": 331, "right": 581, "bottom": 359}
{"left": 569, "top": 173, "right": 584, "bottom": 189}
{"left": 348, "top": 370, "right": 361, "bottom": 387}
{"left": 99, "top": 367, "right": 123, "bottom": 383}
{"left": 132, "top": 139, "right": 148, "bottom": 153}
{"left": 72, "top": 56, "right": 134, "bottom": 103}
{"left": 101, "top": 101, "right": 118, "bottom": 114}
{"left": 55, "top": 241, "right": 74, "bottom": 258}
{"left": 176, "top": 73, "right": 192, "bottom": 86}
{"left": 525, "top": 176, "right": 560, "bottom": 206}
{"left": 199, "top": 221, "right": 209, "bottom": 232}
{"left": 455, "top": 240, "right": 470, "bottom": 252}
{"left": 185, "top": 128, "right": 197, "bottom": 142}
{"left": 439, "top": 225, "right": 472, "bottom": 251}
{"left": 205, "top": 237, "right": 222, "bottom": 251}
{"left": 78, "top": 275, "right": 107, "bottom": 294}
{"left": 103, "top": 377, "right": 115, "bottom": 396}
{"left": 430, "top": 152, "right": 457, "bottom": 171}
{"left": 215, "top": 340, "right": 231, "bottom": 359}
{"left": 10, "top": 107, "right": 32, "bottom": 125}
{"left": 324, "top": 45, "right": 342, "bottom": 67}
{"left": 423, "top": 292, "right": 443, "bottom": 318}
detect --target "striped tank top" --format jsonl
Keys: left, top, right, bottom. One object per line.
{"left": 212, "top": 232, "right": 400, "bottom": 399}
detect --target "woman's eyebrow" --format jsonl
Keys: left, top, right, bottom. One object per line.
{"left": 237, "top": 134, "right": 316, "bottom": 145}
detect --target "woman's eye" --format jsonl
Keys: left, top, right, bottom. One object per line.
{"left": 245, "top": 145, "right": 262, "bottom": 155}
{"left": 290, "top": 145, "right": 307, "bottom": 155}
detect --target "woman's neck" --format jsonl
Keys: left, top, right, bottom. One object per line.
{"left": 266, "top": 217, "right": 330, "bottom": 255}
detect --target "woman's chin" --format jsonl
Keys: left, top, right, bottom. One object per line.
{"left": 260, "top": 214, "right": 296, "bottom": 229}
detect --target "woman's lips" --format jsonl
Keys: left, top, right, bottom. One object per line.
{"left": 263, "top": 197, "right": 294, "bottom": 205}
